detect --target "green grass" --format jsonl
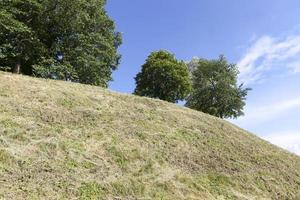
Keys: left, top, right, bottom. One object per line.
{"left": 79, "top": 182, "right": 104, "bottom": 200}
{"left": 0, "top": 72, "right": 300, "bottom": 199}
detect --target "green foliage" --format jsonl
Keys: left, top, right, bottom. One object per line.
{"left": 0, "top": 0, "right": 121, "bottom": 87}
{"left": 0, "top": 0, "right": 46, "bottom": 74}
{"left": 134, "top": 50, "right": 192, "bottom": 103}
{"left": 186, "top": 55, "right": 251, "bottom": 118}
{"left": 33, "top": 58, "right": 78, "bottom": 81}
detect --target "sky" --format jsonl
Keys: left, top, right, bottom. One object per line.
{"left": 106, "top": 0, "right": 300, "bottom": 155}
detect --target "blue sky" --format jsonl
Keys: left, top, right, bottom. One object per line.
{"left": 106, "top": 0, "right": 300, "bottom": 155}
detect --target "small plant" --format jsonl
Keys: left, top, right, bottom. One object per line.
{"left": 79, "top": 182, "right": 104, "bottom": 200}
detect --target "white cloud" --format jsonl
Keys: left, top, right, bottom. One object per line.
{"left": 263, "top": 131, "right": 300, "bottom": 155}
{"left": 235, "top": 30, "right": 300, "bottom": 156}
{"left": 231, "top": 96, "right": 300, "bottom": 155}
{"left": 234, "top": 97, "right": 300, "bottom": 126}
{"left": 287, "top": 60, "right": 300, "bottom": 73}
{"left": 237, "top": 35, "right": 300, "bottom": 85}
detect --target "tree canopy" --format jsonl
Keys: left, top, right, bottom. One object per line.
{"left": 186, "top": 56, "right": 250, "bottom": 119}
{"left": 0, "top": 0, "right": 122, "bottom": 87}
{"left": 134, "top": 50, "right": 192, "bottom": 103}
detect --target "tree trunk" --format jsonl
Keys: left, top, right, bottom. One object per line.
{"left": 13, "top": 62, "right": 21, "bottom": 74}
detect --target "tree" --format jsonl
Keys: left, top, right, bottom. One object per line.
{"left": 0, "top": 0, "right": 122, "bottom": 87}
{"left": 134, "top": 50, "right": 192, "bottom": 103}
{"left": 186, "top": 55, "right": 251, "bottom": 118}
{"left": 0, "top": 0, "right": 46, "bottom": 74}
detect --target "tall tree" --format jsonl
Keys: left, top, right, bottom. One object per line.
{"left": 0, "top": 0, "right": 122, "bottom": 87}
{"left": 134, "top": 50, "right": 192, "bottom": 103}
{"left": 0, "top": 0, "right": 46, "bottom": 74}
{"left": 186, "top": 56, "right": 251, "bottom": 118}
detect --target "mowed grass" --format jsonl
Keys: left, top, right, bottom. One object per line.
{"left": 0, "top": 72, "right": 300, "bottom": 200}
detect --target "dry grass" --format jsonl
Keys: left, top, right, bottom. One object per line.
{"left": 0, "top": 72, "right": 300, "bottom": 200}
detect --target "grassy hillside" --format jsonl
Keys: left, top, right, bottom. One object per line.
{"left": 0, "top": 72, "right": 299, "bottom": 200}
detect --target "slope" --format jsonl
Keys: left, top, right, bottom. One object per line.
{"left": 0, "top": 72, "right": 299, "bottom": 200}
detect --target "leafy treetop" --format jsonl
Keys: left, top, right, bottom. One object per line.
{"left": 0, "top": 0, "right": 122, "bottom": 87}
{"left": 186, "top": 55, "right": 250, "bottom": 119}
{"left": 134, "top": 50, "right": 192, "bottom": 103}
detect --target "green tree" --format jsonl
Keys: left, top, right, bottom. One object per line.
{"left": 0, "top": 0, "right": 122, "bottom": 87}
{"left": 0, "top": 0, "right": 46, "bottom": 74}
{"left": 186, "top": 55, "right": 250, "bottom": 118}
{"left": 134, "top": 50, "right": 192, "bottom": 103}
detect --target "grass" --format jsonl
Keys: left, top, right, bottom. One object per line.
{"left": 79, "top": 182, "right": 104, "bottom": 200}
{"left": 0, "top": 71, "right": 300, "bottom": 199}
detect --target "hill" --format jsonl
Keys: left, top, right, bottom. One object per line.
{"left": 0, "top": 72, "right": 299, "bottom": 200}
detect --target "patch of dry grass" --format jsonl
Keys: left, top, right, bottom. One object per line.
{"left": 0, "top": 72, "right": 300, "bottom": 199}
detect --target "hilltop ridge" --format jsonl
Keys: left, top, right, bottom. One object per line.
{"left": 0, "top": 72, "right": 299, "bottom": 199}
